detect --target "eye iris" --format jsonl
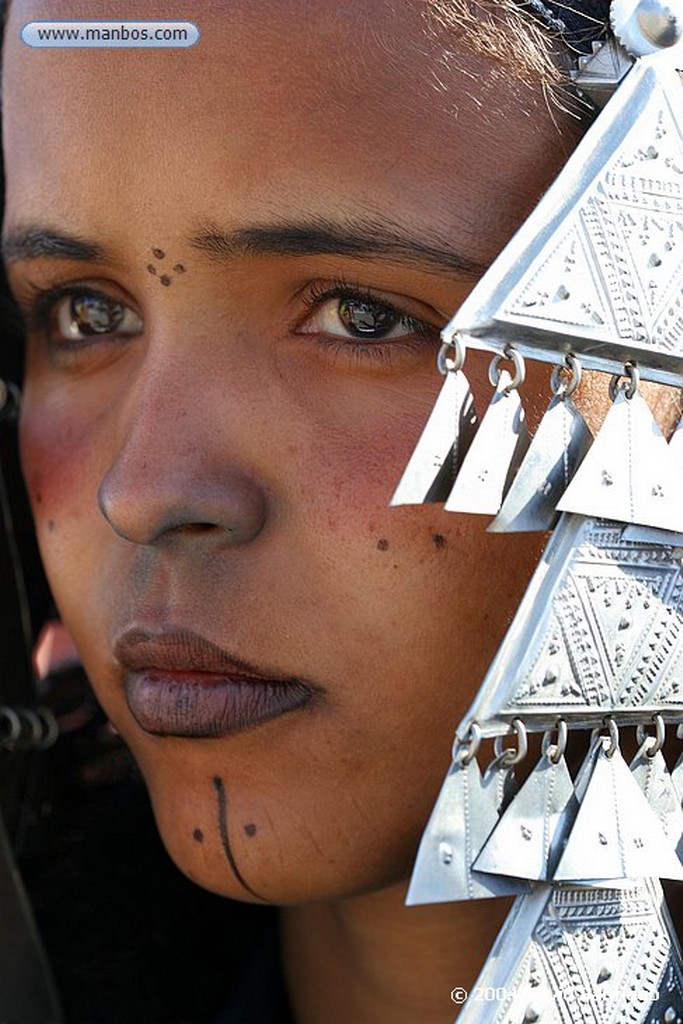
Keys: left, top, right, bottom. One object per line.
{"left": 70, "top": 294, "right": 124, "bottom": 335}
{"left": 338, "top": 297, "right": 397, "bottom": 338}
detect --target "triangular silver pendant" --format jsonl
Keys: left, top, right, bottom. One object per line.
{"left": 489, "top": 393, "right": 592, "bottom": 533}
{"left": 390, "top": 370, "right": 478, "bottom": 506}
{"left": 459, "top": 514, "right": 683, "bottom": 737}
{"left": 473, "top": 751, "right": 577, "bottom": 881}
{"left": 670, "top": 750, "right": 683, "bottom": 808}
{"left": 557, "top": 390, "right": 682, "bottom": 530}
{"left": 630, "top": 746, "right": 683, "bottom": 860}
{"left": 456, "top": 878, "right": 683, "bottom": 1024}
{"left": 553, "top": 740, "right": 683, "bottom": 882}
{"left": 444, "top": 370, "right": 529, "bottom": 515}
{"left": 406, "top": 755, "right": 527, "bottom": 905}
{"left": 444, "top": 59, "right": 683, "bottom": 385}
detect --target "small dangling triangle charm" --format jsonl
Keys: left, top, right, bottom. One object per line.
{"left": 489, "top": 392, "right": 592, "bottom": 533}
{"left": 557, "top": 389, "right": 681, "bottom": 531}
{"left": 672, "top": 750, "right": 683, "bottom": 807}
{"left": 406, "top": 754, "right": 528, "bottom": 905}
{"left": 444, "top": 370, "right": 529, "bottom": 515}
{"left": 473, "top": 750, "right": 577, "bottom": 881}
{"left": 630, "top": 745, "right": 683, "bottom": 860}
{"left": 390, "top": 370, "right": 478, "bottom": 506}
{"left": 553, "top": 739, "right": 683, "bottom": 882}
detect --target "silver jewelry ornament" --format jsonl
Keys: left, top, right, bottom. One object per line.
{"left": 489, "top": 358, "right": 592, "bottom": 533}
{"left": 456, "top": 878, "right": 683, "bottom": 1024}
{"left": 400, "top": 3, "right": 683, "bottom": 1018}
{"left": 406, "top": 732, "right": 528, "bottom": 905}
{"left": 390, "top": 350, "right": 477, "bottom": 506}
{"left": 444, "top": 355, "right": 529, "bottom": 515}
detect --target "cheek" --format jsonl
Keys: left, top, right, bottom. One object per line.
{"left": 19, "top": 394, "right": 113, "bottom": 641}
{"left": 21, "top": 397, "right": 97, "bottom": 523}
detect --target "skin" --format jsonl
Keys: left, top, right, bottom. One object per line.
{"left": 3, "top": 1, "right": 590, "bottom": 1019}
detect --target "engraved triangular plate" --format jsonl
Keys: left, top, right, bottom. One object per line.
{"left": 444, "top": 60, "right": 683, "bottom": 384}
{"left": 473, "top": 752, "right": 577, "bottom": 880}
{"left": 557, "top": 390, "right": 683, "bottom": 530}
{"left": 406, "top": 756, "right": 527, "bottom": 905}
{"left": 444, "top": 371, "right": 529, "bottom": 515}
{"left": 390, "top": 370, "right": 478, "bottom": 506}
{"left": 458, "top": 514, "right": 683, "bottom": 736}
{"left": 554, "top": 740, "right": 683, "bottom": 882}
{"left": 489, "top": 394, "right": 592, "bottom": 532}
{"left": 456, "top": 879, "right": 683, "bottom": 1024}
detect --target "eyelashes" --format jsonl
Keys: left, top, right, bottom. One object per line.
{"left": 19, "top": 283, "right": 142, "bottom": 346}
{"left": 295, "top": 277, "right": 441, "bottom": 364}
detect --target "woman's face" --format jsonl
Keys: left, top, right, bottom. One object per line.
{"left": 3, "top": 0, "right": 578, "bottom": 903}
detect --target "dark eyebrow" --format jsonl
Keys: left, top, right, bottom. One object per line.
{"left": 2, "top": 226, "right": 109, "bottom": 265}
{"left": 189, "top": 217, "right": 488, "bottom": 278}
{"left": 2, "top": 218, "right": 488, "bottom": 279}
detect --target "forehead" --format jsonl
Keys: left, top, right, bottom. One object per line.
{"left": 2, "top": 0, "right": 569, "bottom": 266}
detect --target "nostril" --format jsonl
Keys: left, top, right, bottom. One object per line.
{"left": 176, "top": 522, "right": 219, "bottom": 535}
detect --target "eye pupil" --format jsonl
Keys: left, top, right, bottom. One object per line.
{"left": 338, "top": 297, "right": 396, "bottom": 338}
{"left": 71, "top": 294, "right": 124, "bottom": 335}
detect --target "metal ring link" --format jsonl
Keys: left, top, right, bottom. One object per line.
{"left": 488, "top": 347, "right": 525, "bottom": 394}
{"left": 608, "top": 362, "right": 640, "bottom": 402}
{"left": 0, "top": 706, "right": 22, "bottom": 747}
{"left": 0, "top": 705, "right": 60, "bottom": 750}
{"left": 437, "top": 330, "right": 465, "bottom": 375}
{"left": 34, "top": 707, "right": 59, "bottom": 750}
{"left": 541, "top": 719, "right": 568, "bottom": 765}
{"left": 599, "top": 717, "right": 620, "bottom": 758}
{"left": 17, "top": 708, "right": 44, "bottom": 747}
{"left": 550, "top": 355, "right": 582, "bottom": 399}
{"left": 456, "top": 721, "right": 482, "bottom": 766}
{"left": 635, "top": 713, "right": 666, "bottom": 758}
{"left": 493, "top": 718, "right": 528, "bottom": 767}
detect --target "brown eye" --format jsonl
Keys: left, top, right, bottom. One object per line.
{"left": 54, "top": 291, "right": 143, "bottom": 342}
{"left": 337, "top": 297, "right": 398, "bottom": 338}
{"left": 299, "top": 289, "right": 428, "bottom": 344}
{"left": 70, "top": 294, "right": 124, "bottom": 335}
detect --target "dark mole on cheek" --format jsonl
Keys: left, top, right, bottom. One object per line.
{"left": 47, "top": 519, "right": 56, "bottom": 533}
{"left": 244, "top": 823, "right": 257, "bottom": 837}
{"left": 151, "top": 247, "right": 165, "bottom": 260}
{"left": 159, "top": 275, "right": 171, "bottom": 287}
{"left": 193, "top": 828, "right": 204, "bottom": 843}
{"left": 432, "top": 534, "right": 447, "bottom": 549}
{"left": 147, "top": 264, "right": 157, "bottom": 276}
{"left": 35, "top": 493, "right": 43, "bottom": 505}
{"left": 172, "top": 263, "right": 186, "bottom": 274}
{"left": 377, "top": 538, "right": 389, "bottom": 552}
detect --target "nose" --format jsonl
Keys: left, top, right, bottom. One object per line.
{"left": 97, "top": 388, "right": 268, "bottom": 548}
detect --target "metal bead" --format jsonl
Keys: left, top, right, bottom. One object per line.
{"left": 612, "top": 0, "right": 683, "bottom": 57}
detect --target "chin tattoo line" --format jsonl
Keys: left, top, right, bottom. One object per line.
{"left": 212, "top": 775, "right": 267, "bottom": 902}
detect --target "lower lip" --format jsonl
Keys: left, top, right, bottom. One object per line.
{"left": 124, "top": 671, "right": 313, "bottom": 738}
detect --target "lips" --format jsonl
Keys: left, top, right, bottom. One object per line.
{"left": 114, "top": 629, "right": 315, "bottom": 738}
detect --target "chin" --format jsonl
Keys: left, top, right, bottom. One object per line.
{"left": 136, "top": 754, "right": 420, "bottom": 908}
